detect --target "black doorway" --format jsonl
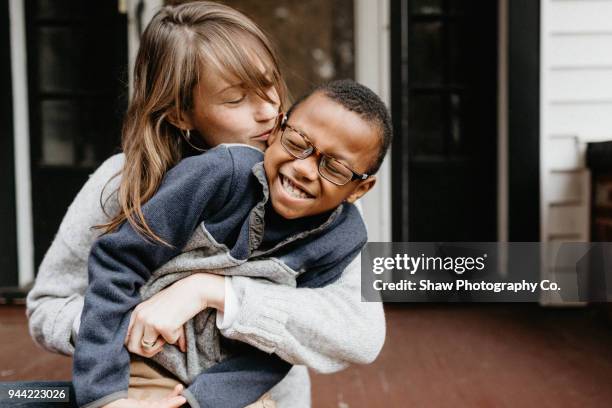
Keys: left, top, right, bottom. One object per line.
{"left": 25, "top": 1, "right": 128, "bottom": 268}
{"left": 391, "top": 0, "right": 499, "bottom": 242}
{"left": 1, "top": 1, "right": 18, "bottom": 286}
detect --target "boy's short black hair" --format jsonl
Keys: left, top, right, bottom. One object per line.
{"left": 286, "top": 79, "right": 392, "bottom": 175}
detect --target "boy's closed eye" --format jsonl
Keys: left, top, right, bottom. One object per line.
{"left": 326, "top": 161, "right": 345, "bottom": 176}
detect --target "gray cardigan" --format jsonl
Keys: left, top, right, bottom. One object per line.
{"left": 26, "top": 153, "right": 386, "bottom": 408}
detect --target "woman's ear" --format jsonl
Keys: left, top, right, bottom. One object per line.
{"left": 167, "top": 109, "right": 194, "bottom": 131}
{"left": 346, "top": 176, "right": 377, "bottom": 204}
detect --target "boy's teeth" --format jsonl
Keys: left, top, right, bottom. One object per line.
{"left": 281, "top": 175, "right": 310, "bottom": 199}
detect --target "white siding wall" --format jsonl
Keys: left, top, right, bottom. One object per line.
{"left": 540, "top": 0, "right": 612, "bottom": 301}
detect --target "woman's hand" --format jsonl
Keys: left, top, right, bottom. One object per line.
{"left": 125, "top": 273, "right": 225, "bottom": 357}
{"left": 102, "top": 384, "right": 186, "bottom": 408}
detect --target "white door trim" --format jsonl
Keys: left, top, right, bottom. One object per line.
{"left": 126, "top": 0, "right": 163, "bottom": 97}
{"left": 9, "top": 0, "right": 34, "bottom": 287}
{"left": 354, "top": 0, "right": 392, "bottom": 242}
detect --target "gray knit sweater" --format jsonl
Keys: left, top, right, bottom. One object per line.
{"left": 26, "top": 153, "right": 386, "bottom": 407}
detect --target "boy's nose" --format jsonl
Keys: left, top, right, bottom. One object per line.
{"left": 291, "top": 154, "right": 319, "bottom": 182}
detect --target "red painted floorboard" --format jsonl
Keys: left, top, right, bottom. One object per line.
{"left": 1, "top": 304, "right": 611, "bottom": 407}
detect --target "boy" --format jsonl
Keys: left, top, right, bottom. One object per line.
{"left": 73, "top": 80, "right": 392, "bottom": 408}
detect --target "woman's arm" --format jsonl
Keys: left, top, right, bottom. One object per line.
{"left": 26, "top": 236, "right": 87, "bottom": 355}
{"left": 26, "top": 154, "right": 124, "bottom": 356}
{"left": 124, "top": 273, "right": 225, "bottom": 357}
{"left": 129, "top": 255, "right": 385, "bottom": 373}
{"left": 221, "top": 252, "right": 386, "bottom": 373}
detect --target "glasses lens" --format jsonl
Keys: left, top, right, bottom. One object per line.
{"left": 282, "top": 128, "right": 311, "bottom": 158}
{"left": 320, "top": 156, "right": 352, "bottom": 185}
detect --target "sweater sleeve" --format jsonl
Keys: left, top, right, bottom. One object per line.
{"left": 73, "top": 148, "right": 234, "bottom": 408}
{"left": 223, "top": 253, "right": 386, "bottom": 373}
{"left": 26, "top": 153, "right": 124, "bottom": 356}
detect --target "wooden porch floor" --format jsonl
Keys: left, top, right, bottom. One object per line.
{"left": 1, "top": 304, "right": 611, "bottom": 407}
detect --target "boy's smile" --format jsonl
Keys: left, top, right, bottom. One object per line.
{"left": 264, "top": 92, "right": 379, "bottom": 219}
{"left": 279, "top": 173, "right": 315, "bottom": 200}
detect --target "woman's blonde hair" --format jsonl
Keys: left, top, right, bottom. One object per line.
{"left": 95, "top": 1, "right": 288, "bottom": 245}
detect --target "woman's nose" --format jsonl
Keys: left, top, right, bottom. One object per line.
{"left": 254, "top": 95, "right": 280, "bottom": 122}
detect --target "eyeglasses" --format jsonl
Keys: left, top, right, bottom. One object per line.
{"left": 280, "top": 117, "right": 369, "bottom": 186}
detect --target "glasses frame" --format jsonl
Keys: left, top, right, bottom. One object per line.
{"left": 279, "top": 116, "right": 369, "bottom": 186}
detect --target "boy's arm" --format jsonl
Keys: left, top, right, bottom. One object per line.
{"left": 72, "top": 148, "right": 235, "bottom": 408}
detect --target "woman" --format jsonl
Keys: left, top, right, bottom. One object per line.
{"left": 26, "top": 2, "right": 385, "bottom": 407}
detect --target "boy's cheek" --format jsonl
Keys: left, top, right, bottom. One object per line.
{"left": 263, "top": 142, "right": 280, "bottom": 166}
{"left": 266, "top": 129, "right": 282, "bottom": 147}
{"left": 263, "top": 150, "right": 276, "bottom": 177}
{"left": 316, "top": 185, "right": 352, "bottom": 211}
{"left": 264, "top": 145, "right": 294, "bottom": 178}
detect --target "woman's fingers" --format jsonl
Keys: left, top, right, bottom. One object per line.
{"left": 142, "top": 324, "right": 160, "bottom": 349}
{"left": 125, "top": 312, "right": 136, "bottom": 346}
{"left": 156, "top": 324, "right": 182, "bottom": 345}
{"left": 126, "top": 311, "right": 145, "bottom": 354}
{"left": 136, "top": 395, "right": 186, "bottom": 408}
{"left": 137, "top": 324, "right": 165, "bottom": 357}
{"left": 166, "top": 384, "right": 184, "bottom": 398}
{"left": 142, "top": 385, "right": 185, "bottom": 408}
{"left": 126, "top": 310, "right": 167, "bottom": 357}
{"left": 144, "top": 337, "right": 167, "bottom": 357}
{"left": 178, "top": 327, "right": 186, "bottom": 353}
{"left": 162, "top": 384, "right": 186, "bottom": 408}
{"left": 125, "top": 311, "right": 183, "bottom": 357}
{"left": 162, "top": 395, "right": 187, "bottom": 408}
{"left": 101, "top": 398, "right": 135, "bottom": 408}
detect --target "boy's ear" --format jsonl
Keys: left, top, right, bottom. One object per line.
{"left": 167, "top": 109, "right": 194, "bottom": 131}
{"left": 346, "top": 176, "right": 377, "bottom": 204}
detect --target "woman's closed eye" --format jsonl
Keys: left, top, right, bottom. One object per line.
{"left": 224, "top": 93, "right": 246, "bottom": 104}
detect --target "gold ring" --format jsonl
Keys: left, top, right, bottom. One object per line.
{"left": 141, "top": 338, "right": 157, "bottom": 349}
